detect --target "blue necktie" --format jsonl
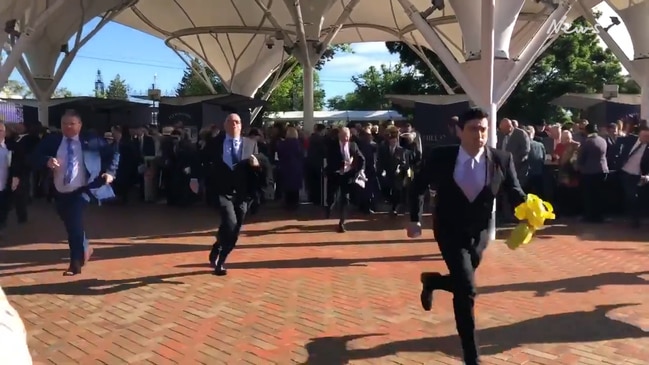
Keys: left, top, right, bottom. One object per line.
{"left": 231, "top": 138, "right": 240, "bottom": 165}
{"left": 64, "top": 137, "right": 75, "bottom": 185}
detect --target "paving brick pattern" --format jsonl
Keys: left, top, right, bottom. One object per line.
{"left": 1, "top": 203, "right": 649, "bottom": 364}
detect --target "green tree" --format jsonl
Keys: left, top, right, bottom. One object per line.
{"left": 52, "top": 87, "right": 73, "bottom": 98}
{"left": 105, "top": 74, "right": 130, "bottom": 100}
{"left": 2, "top": 79, "right": 74, "bottom": 98}
{"left": 175, "top": 58, "right": 228, "bottom": 96}
{"left": 326, "top": 64, "right": 419, "bottom": 110}
{"left": 385, "top": 17, "right": 629, "bottom": 121}
{"left": 262, "top": 62, "right": 326, "bottom": 112}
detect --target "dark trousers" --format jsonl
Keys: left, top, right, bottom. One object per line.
{"left": 13, "top": 176, "right": 29, "bottom": 222}
{"left": 211, "top": 194, "right": 250, "bottom": 266}
{"left": 284, "top": 190, "right": 300, "bottom": 209}
{"left": 0, "top": 190, "right": 10, "bottom": 229}
{"left": 326, "top": 175, "right": 352, "bottom": 223}
{"left": 305, "top": 165, "right": 322, "bottom": 205}
{"left": 581, "top": 173, "right": 607, "bottom": 222}
{"left": 524, "top": 174, "right": 544, "bottom": 200}
{"left": 621, "top": 172, "right": 642, "bottom": 224}
{"left": 426, "top": 227, "right": 489, "bottom": 365}
{"left": 54, "top": 191, "right": 88, "bottom": 263}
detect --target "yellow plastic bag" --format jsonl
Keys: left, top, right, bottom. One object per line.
{"left": 505, "top": 194, "right": 555, "bottom": 250}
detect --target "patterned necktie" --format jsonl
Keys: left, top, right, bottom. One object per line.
{"left": 231, "top": 138, "right": 240, "bottom": 165}
{"left": 64, "top": 137, "right": 75, "bottom": 185}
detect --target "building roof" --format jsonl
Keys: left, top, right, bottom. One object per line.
{"left": 385, "top": 94, "right": 471, "bottom": 108}
{"left": 550, "top": 93, "right": 641, "bottom": 109}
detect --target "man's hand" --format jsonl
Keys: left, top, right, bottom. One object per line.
{"left": 189, "top": 178, "right": 199, "bottom": 194}
{"left": 249, "top": 155, "right": 260, "bottom": 167}
{"left": 406, "top": 222, "right": 422, "bottom": 238}
{"left": 10, "top": 177, "right": 19, "bottom": 191}
{"left": 47, "top": 157, "right": 60, "bottom": 169}
{"left": 640, "top": 175, "right": 649, "bottom": 185}
{"left": 101, "top": 173, "right": 114, "bottom": 184}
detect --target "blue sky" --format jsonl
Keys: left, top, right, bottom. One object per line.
{"left": 8, "top": 20, "right": 399, "bottom": 99}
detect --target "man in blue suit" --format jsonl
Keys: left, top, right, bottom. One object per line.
{"left": 33, "top": 109, "right": 119, "bottom": 276}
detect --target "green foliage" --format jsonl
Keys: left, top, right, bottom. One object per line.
{"left": 326, "top": 64, "right": 420, "bottom": 110}
{"left": 175, "top": 58, "right": 228, "bottom": 96}
{"left": 259, "top": 61, "right": 326, "bottom": 112}
{"left": 105, "top": 74, "right": 130, "bottom": 100}
{"left": 2, "top": 79, "right": 74, "bottom": 98}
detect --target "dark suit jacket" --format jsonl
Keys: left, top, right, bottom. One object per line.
{"left": 324, "top": 140, "right": 365, "bottom": 184}
{"left": 614, "top": 134, "right": 649, "bottom": 175}
{"left": 6, "top": 137, "right": 29, "bottom": 181}
{"left": 201, "top": 133, "right": 272, "bottom": 198}
{"left": 410, "top": 145, "right": 526, "bottom": 236}
{"left": 133, "top": 135, "right": 156, "bottom": 161}
{"left": 377, "top": 144, "right": 410, "bottom": 184}
{"left": 577, "top": 135, "right": 608, "bottom": 174}
{"left": 32, "top": 133, "right": 119, "bottom": 188}
{"left": 32, "top": 132, "right": 119, "bottom": 189}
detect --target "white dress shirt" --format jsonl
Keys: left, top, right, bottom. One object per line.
{"left": 622, "top": 140, "right": 646, "bottom": 176}
{"left": 0, "top": 141, "right": 9, "bottom": 192}
{"left": 339, "top": 141, "right": 351, "bottom": 173}
{"left": 54, "top": 135, "right": 87, "bottom": 193}
{"left": 454, "top": 146, "right": 487, "bottom": 202}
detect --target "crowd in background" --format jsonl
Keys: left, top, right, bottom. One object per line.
{"left": 0, "top": 112, "right": 647, "bottom": 232}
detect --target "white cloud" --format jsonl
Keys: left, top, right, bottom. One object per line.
{"left": 325, "top": 53, "right": 399, "bottom": 74}
{"left": 350, "top": 42, "right": 389, "bottom": 54}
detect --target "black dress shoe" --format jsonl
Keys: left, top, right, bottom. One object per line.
{"left": 420, "top": 272, "right": 441, "bottom": 311}
{"left": 63, "top": 261, "right": 82, "bottom": 276}
{"left": 337, "top": 223, "right": 346, "bottom": 233}
{"left": 214, "top": 265, "right": 227, "bottom": 276}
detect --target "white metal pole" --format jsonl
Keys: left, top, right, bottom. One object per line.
{"left": 302, "top": 60, "right": 315, "bottom": 132}
{"left": 0, "top": 0, "right": 66, "bottom": 88}
{"left": 481, "top": 0, "right": 497, "bottom": 241}
{"left": 495, "top": 2, "right": 573, "bottom": 107}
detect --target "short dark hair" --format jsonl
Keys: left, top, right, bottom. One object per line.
{"left": 638, "top": 119, "right": 649, "bottom": 132}
{"left": 458, "top": 108, "right": 488, "bottom": 129}
{"left": 584, "top": 122, "right": 597, "bottom": 134}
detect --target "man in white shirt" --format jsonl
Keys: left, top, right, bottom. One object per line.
{"left": 32, "top": 110, "right": 119, "bottom": 276}
{"left": 0, "top": 122, "right": 22, "bottom": 231}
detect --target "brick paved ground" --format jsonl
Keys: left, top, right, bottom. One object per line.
{"left": 1, "top": 202, "right": 649, "bottom": 365}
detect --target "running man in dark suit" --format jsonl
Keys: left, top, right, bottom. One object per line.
{"left": 193, "top": 113, "right": 271, "bottom": 276}
{"left": 407, "top": 108, "right": 526, "bottom": 365}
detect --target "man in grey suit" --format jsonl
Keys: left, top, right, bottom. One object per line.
{"left": 577, "top": 123, "right": 609, "bottom": 223}
{"left": 497, "top": 119, "right": 531, "bottom": 221}
{"left": 497, "top": 119, "right": 531, "bottom": 184}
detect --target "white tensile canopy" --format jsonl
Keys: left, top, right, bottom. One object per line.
{"left": 266, "top": 110, "right": 407, "bottom": 122}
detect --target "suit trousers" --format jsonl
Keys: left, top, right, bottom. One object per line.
{"left": 581, "top": 173, "right": 607, "bottom": 222}
{"left": 213, "top": 194, "right": 250, "bottom": 266}
{"left": 0, "top": 190, "right": 10, "bottom": 229}
{"left": 431, "top": 227, "right": 489, "bottom": 365}
{"left": 621, "top": 172, "right": 642, "bottom": 223}
{"left": 326, "top": 174, "right": 352, "bottom": 222}
{"left": 54, "top": 191, "right": 89, "bottom": 263}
